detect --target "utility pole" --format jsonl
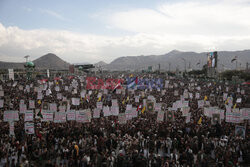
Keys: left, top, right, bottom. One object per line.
{"left": 169, "top": 63, "right": 171, "bottom": 72}
{"left": 181, "top": 58, "right": 186, "bottom": 72}
{"left": 236, "top": 60, "right": 238, "bottom": 70}
{"left": 246, "top": 62, "right": 249, "bottom": 70}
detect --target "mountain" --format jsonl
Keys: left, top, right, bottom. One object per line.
{"left": 105, "top": 50, "right": 250, "bottom": 71}
{"left": 33, "top": 53, "right": 70, "bottom": 70}
{"left": 0, "top": 53, "right": 70, "bottom": 70}
{"left": 1, "top": 50, "right": 249, "bottom": 71}
{"left": 94, "top": 61, "right": 107, "bottom": 67}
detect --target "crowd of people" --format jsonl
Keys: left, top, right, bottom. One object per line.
{"left": 0, "top": 72, "right": 249, "bottom": 167}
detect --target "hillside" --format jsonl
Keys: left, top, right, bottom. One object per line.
{"left": 0, "top": 53, "right": 70, "bottom": 70}
{"left": 105, "top": 50, "right": 250, "bottom": 71}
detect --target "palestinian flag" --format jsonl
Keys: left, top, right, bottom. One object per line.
{"left": 127, "top": 77, "right": 138, "bottom": 89}
{"left": 38, "top": 107, "right": 43, "bottom": 119}
{"left": 137, "top": 104, "right": 142, "bottom": 112}
{"left": 231, "top": 56, "right": 237, "bottom": 63}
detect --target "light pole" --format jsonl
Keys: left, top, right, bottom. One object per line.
{"left": 181, "top": 58, "right": 186, "bottom": 72}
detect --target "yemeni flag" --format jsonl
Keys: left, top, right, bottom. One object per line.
{"left": 231, "top": 56, "right": 237, "bottom": 63}
{"left": 112, "top": 82, "right": 122, "bottom": 93}
{"left": 127, "top": 77, "right": 138, "bottom": 89}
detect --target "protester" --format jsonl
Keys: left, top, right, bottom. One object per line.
{"left": 0, "top": 72, "right": 249, "bottom": 167}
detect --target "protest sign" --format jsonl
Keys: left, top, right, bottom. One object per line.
{"left": 9, "top": 122, "right": 15, "bottom": 136}
{"left": 157, "top": 111, "right": 164, "bottom": 122}
{"left": 66, "top": 110, "right": 76, "bottom": 121}
{"left": 29, "top": 100, "right": 35, "bottom": 109}
{"left": 42, "top": 111, "right": 54, "bottom": 122}
{"left": 118, "top": 113, "right": 127, "bottom": 124}
{"left": 50, "top": 103, "right": 57, "bottom": 112}
{"left": 25, "top": 122, "right": 35, "bottom": 134}
{"left": 93, "top": 108, "right": 101, "bottom": 118}
{"left": 4, "top": 111, "right": 19, "bottom": 122}
{"left": 235, "top": 126, "right": 246, "bottom": 138}
{"left": 25, "top": 110, "right": 34, "bottom": 122}
{"left": 103, "top": 106, "right": 111, "bottom": 117}
{"left": 54, "top": 112, "right": 66, "bottom": 123}
{"left": 0, "top": 99, "right": 4, "bottom": 108}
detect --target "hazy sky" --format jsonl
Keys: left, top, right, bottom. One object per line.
{"left": 0, "top": 0, "right": 250, "bottom": 63}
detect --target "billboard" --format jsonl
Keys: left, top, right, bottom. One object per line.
{"left": 207, "top": 51, "right": 218, "bottom": 68}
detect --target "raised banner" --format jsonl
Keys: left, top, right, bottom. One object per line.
{"left": 125, "top": 110, "right": 133, "bottom": 120}
{"left": 97, "top": 102, "right": 103, "bottom": 109}
{"left": 166, "top": 110, "right": 174, "bottom": 122}
{"left": 42, "top": 111, "right": 54, "bottom": 122}
{"left": 0, "top": 99, "right": 3, "bottom": 108}
{"left": 186, "top": 113, "right": 191, "bottom": 123}
{"left": 111, "top": 106, "right": 119, "bottom": 116}
{"left": 72, "top": 98, "right": 80, "bottom": 106}
{"left": 181, "top": 107, "right": 190, "bottom": 117}
{"left": 4, "top": 111, "right": 19, "bottom": 122}
{"left": 135, "top": 96, "right": 140, "bottom": 103}
{"left": 103, "top": 106, "right": 111, "bottom": 117}
{"left": 93, "top": 108, "right": 101, "bottom": 118}
{"left": 8, "top": 69, "right": 14, "bottom": 80}
{"left": 54, "top": 112, "right": 66, "bottom": 123}
{"left": 76, "top": 110, "right": 91, "bottom": 123}
{"left": 0, "top": 91, "right": 4, "bottom": 97}
{"left": 226, "top": 111, "right": 242, "bottom": 123}
{"left": 155, "top": 103, "right": 161, "bottom": 112}
{"left": 198, "top": 100, "right": 204, "bottom": 108}
{"left": 241, "top": 108, "right": 250, "bottom": 120}
{"left": 9, "top": 122, "right": 15, "bottom": 135}
{"left": 50, "top": 103, "right": 57, "bottom": 112}
{"left": 25, "top": 122, "right": 35, "bottom": 134}
{"left": 118, "top": 113, "right": 127, "bottom": 124}
{"left": 19, "top": 103, "right": 27, "bottom": 113}
{"left": 235, "top": 125, "right": 246, "bottom": 139}
{"left": 66, "top": 110, "right": 76, "bottom": 121}
{"left": 59, "top": 105, "right": 66, "bottom": 112}
{"left": 29, "top": 100, "right": 35, "bottom": 109}
{"left": 157, "top": 111, "right": 164, "bottom": 122}
{"left": 25, "top": 110, "right": 34, "bottom": 122}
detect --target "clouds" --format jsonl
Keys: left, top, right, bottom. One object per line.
{"left": 0, "top": 0, "right": 250, "bottom": 64}
{"left": 41, "top": 9, "right": 68, "bottom": 21}
{"left": 109, "top": 0, "right": 250, "bottom": 36}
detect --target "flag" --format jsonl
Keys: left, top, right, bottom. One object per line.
{"left": 122, "top": 99, "right": 125, "bottom": 105}
{"left": 204, "top": 96, "right": 208, "bottom": 101}
{"left": 231, "top": 56, "right": 237, "bottom": 63}
{"left": 97, "top": 96, "right": 102, "bottom": 102}
{"left": 38, "top": 100, "right": 41, "bottom": 105}
{"left": 126, "top": 96, "right": 129, "bottom": 102}
{"left": 112, "top": 82, "right": 121, "bottom": 93}
{"left": 141, "top": 106, "right": 146, "bottom": 114}
{"left": 127, "top": 77, "right": 138, "bottom": 89}
{"left": 198, "top": 117, "right": 202, "bottom": 124}
{"left": 196, "top": 61, "right": 200, "bottom": 65}
{"left": 233, "top": 103, "right": 237, "bottom": 109}
{"left": 137, "top": 104, "right": 142, "bottom": 112}
{"left": 74, "top": 145, "right": 79, "bottom": 156}
{"left": 129, "top": 74, "right": 134, "bottom": 78}
{"left": 38, "top": 107, "right": 43, "bottom": 119}
{"left": 225, "top": 98, "right": 229, "bottom": 104}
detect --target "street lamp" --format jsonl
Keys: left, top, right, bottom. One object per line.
{"left": 181, "top": 58, "right": 186, "bottom": 72}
